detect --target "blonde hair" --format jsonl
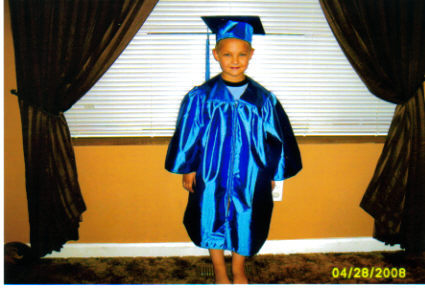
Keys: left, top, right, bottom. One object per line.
{"left": 215, "top": 38, "right": 253, "bottom": 52}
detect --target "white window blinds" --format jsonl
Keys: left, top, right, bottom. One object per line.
{"left": 65, "top": 0, "right": 396, "bottom": 137}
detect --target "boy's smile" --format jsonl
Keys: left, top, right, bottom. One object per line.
{"left": 213, "top": 38, "right": 254, "bottom": 83}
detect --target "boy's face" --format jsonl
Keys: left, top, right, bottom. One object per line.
{"left": 213, "top": 38, "right": 254, "bottom": 83}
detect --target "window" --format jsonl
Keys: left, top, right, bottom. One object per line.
{"left": 65, "top": 0, "right": 396, "bottom": 137}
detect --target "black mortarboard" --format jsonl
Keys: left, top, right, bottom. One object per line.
{"left": 201, "top": 16, "right": 265, "bottom": 44}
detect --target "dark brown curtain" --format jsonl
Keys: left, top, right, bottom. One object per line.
{"left": 319, "top": 0, "right": 425, "bottom": 251}
{"left": 9, "top": 0, "right": 158, "bottom": 257}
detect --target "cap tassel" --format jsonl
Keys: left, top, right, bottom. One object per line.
{"left": 205, "top": 28, "right": 210, "bottom": 81}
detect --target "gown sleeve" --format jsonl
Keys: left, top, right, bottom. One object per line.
{"left": 263, "top": 93, "right": 302, "bottom": 180}
{"left": 165, "top": 87, "right": 203, "bottom": 174}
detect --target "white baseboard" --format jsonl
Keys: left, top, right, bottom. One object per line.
{"left": 45, "top": 237, "right": 402, "bottom": 258}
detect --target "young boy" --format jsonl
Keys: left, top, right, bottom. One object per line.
{"left": 165, "top": 16, "right": 302, "bottom": 284}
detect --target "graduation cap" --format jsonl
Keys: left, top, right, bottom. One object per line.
{"left": 201, "top": 16, "right": 266, "bottom": 80}
{"left": 201, "top": 16, "right": 265, "bottom": 44}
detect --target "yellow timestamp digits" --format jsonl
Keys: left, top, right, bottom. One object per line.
{"left": 331, "top": 267, "right": 406, "bottom": 279}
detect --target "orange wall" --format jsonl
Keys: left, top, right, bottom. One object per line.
{"left": 4, "top": 2, "right": 378, "bottom": 244}
{"left": 72, "top": 142, "right": 378, "bottom": 243}
{"left": 4, "top": 0, "right": 30, "bottom": 243}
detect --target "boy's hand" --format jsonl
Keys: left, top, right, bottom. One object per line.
{"left": 183, "top": 172, "right": 196, "bottom": 193}
{"left": 271, "top": 180, "right": 276, "bottom": 191}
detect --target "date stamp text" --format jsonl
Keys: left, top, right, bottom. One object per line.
{"left": 331, "top": 267, "right": 406, "bottom": 279}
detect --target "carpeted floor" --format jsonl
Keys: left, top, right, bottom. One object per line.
{"left": 4, "top": 251, "right": 425, "bottom": 284}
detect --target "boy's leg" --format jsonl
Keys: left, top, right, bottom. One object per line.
{"left": 209, "top": 249, "right": 231, "bottom": 284}
{"left": 232, "top": 252, "right": 248, "bottom": 284}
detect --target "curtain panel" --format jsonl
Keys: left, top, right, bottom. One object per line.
{"left": 9, "top": 0, "right": 158, "bottom": 257}
{"left": 319, "top": 0, "right": 425, "bottom": 251}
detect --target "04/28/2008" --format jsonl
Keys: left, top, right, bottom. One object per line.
{"left": 331, "top": 267, "right": 406, "bottom": 279}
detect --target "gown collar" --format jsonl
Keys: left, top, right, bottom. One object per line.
{"left": 214, "top": 75, "right": 259, "bottom": 107}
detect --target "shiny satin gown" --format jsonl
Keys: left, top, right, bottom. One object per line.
{"left": 165, "top": 75, "right": 302, "bottom": 256}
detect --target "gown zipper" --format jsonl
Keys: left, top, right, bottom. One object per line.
{"left": 226, "top": 101, "right": 238, "bottom": 219}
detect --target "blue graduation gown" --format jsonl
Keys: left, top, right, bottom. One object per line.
{"left": 165, "top": 75, "right": 302, "bottom": 256}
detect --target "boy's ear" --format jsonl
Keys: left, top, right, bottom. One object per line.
{"left": 249, "top": 48, "right": 255, "bottom": 59}
{"left": 212, "top": 48, "right": 219, "bottom": 61}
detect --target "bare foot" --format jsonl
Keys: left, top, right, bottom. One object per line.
{"left": 233, "top": 273, "right": 248, "bottom": 284}
{"left": 215, "top": 273, "right": 232, "bottom": 284}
